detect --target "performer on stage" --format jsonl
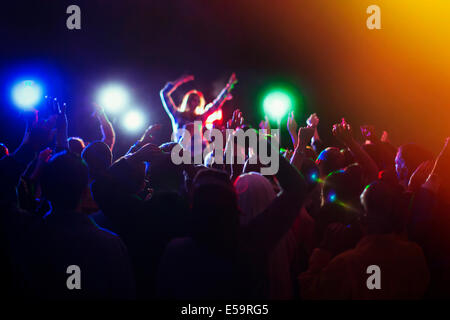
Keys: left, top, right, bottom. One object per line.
{"left": 160, "top": 73, "right": 237, "bottom": 142}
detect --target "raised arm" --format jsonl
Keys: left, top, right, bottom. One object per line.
{"left": 126, "top": 124, "right": 162, "bottom": 155}
{"left": 54, "top": 99, "right": 68, "bottom": 151}
{"left": 201, "top": 73, "right": 237, "bottom": 119}
{"left": 306, "top": 113, "right": 323, "bottom": 153}
{"left": 333, "top": 118, "right": 379, "bottom": 183}
{"left": 94, "top": 104, "right": 116, "bottom": 151}
{"left": 160, "top": 75, "right": 194, "bottom": 118}
{"left": 240, "top": 136, "right": 308, "bottom": 253}
{"left": 287, "top": 111, "right": 299, "bottom": 149}
{"left": 422, "top": 137, "right": 450, "bottom": 193}
{"left": 291, "top": 126, "right": 316, "bottom": 171}
{"left": 0, "top": 111, "right": 52, "bottom": 206}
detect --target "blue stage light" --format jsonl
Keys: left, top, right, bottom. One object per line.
{"left": 11, "top": 80, "right": 43, "bottom": 109}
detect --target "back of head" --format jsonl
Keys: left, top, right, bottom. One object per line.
{"left": 41, "top": 151, "right": 89, "bottom": 211}
{"left": 191, "top": 168, "right": 239, "bottom": 248}
{"left": 234, "top": 172, "right": 276, "bottom": 225}
{"left": 321, "top": 169, "right": 362, "bottom": 225}
{"left": 147, "top": 152, "right": 185, "bottom": 193}
{"left": 109, "top": 156, "right": 146, "bottom": 195}
{"left": 81, "top": 141, "right": 112, "bottom": 179}
{"left": 316, "top": 147, "right": 345, "bottom": 177}
{"left": 361, "top": 181, "right": 406, "bottom": 234}
{"left": 67, "top": 137, "right": 86, "bottom": 156}
{"left": 300, "top": 158, "right": 320, "bottom": 192}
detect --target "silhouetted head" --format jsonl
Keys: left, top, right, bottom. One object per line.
{"left": 41, "top": 151, "right": 88, "bottom": 211}
{"left": 81, "top": 141, "right": 112, "bottom": 179}
{"left": 234, "top": 172, "right": 276, "bottom": 225}
{"left": 395, "top": 143, "right": 433, "bottom": 185}
{"left": 0, "top": 143, "right": 9, "bottom": 158}
{"left": 316, "top": 147, "right": 345, "bottom": 177}
{"left": 300, "top": 158, "right": 320, "bottom": 192}
{"left": 147, "top": 151, "right": 185, "bottom": 193}
{"left": 323, "top": 170, "right": 362, "bottom": 206}
{"left": 321, "top": 169, "right": 363, "bottom": 225}
{"left": 67, "top": 137, "right": 86, "bottom": 156}
{"left": 361, "top": 181, "right": 406, "bottom": 234}
{"left": 109, "top": 157, "right": 146, "bottom": 195}
{"left": 191, "top": 168, "right": 239, "bottom": 249}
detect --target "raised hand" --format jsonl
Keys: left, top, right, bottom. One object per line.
{"left": 226, "top": 109, "right": 244, "bottom": 130}
{"left": 297, "top": 126, "right": 316, "bottom": 150}
{"left": 21, "top": 98, "right": 60, "bottom": 151}
{"left": 55, "top": 101, "right": 67, "bottom": 131}
{"left": 360, "top": 125, "right": 378, "bottom": 143}
{"left": 380, "top": 130, "right": 389, "bottom": 143}
{"left": 259, "top": 116, "right": 271, "bottom": 135}
{"left": 333, "top": 117, "right": 379, "bottom": 182}
{"left": 306, "top": 113, "right": 319, "bottom": 128}
{"left": 332, "top": 118, "right": 353, "bottom": 145}
{"left": 287, "top": 111, "right": 298, "bottom": 138}
{"left": 430, "top": 137, "right": 450, "bottom": 178}
{"left": 227, "top": 73, "right": 238, "bottom": 88}
{"left": 48, "top": 97, "right": 68, "bottom": 149}
{"left": 408, "top": 160, "right": 434, "bottom": 192}
{"left": 93, "top": 102, "right": 106, "bottom": 118}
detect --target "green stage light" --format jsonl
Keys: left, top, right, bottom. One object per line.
{"left": 262, "top": 90, "right": 292, "bottom": 121}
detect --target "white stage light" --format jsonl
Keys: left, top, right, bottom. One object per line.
{"left": 97, "top": 84, "right": 129, "bottom": 113}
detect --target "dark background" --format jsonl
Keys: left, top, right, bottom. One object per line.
{"left": 1, "top": 0, "right": 449, "bottom": 157}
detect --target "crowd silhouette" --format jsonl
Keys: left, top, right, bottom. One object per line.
{"left": 1, "top": 77, "right": 449, "bottom": 300}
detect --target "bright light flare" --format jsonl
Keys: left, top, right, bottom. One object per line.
{"left": 11, "top": 80, "right": 43, "bottom": 109}
{"left": 122, "top": 109, "right": 145, "bottom": 132}
{"left": 97, "top": 84, "right": 129, "bottom": 113}
{"left": 263, "top": 90, "right": 292, "bottom": 121}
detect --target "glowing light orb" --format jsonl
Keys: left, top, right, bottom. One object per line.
{"left": 122, "top": 109, "right": 145, "bottom": 132}
{"left": 97, "top": 84, "right": 129, "bottom": 113}
{"left": 12, "top": 80, "right": 43, "bottom": 109}
{"left": 263, "top": 90, "right": 292, "bottom": 121}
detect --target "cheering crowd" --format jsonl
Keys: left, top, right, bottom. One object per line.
{"left": 0, "top": 75, "right": 449, "bottom": 300}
